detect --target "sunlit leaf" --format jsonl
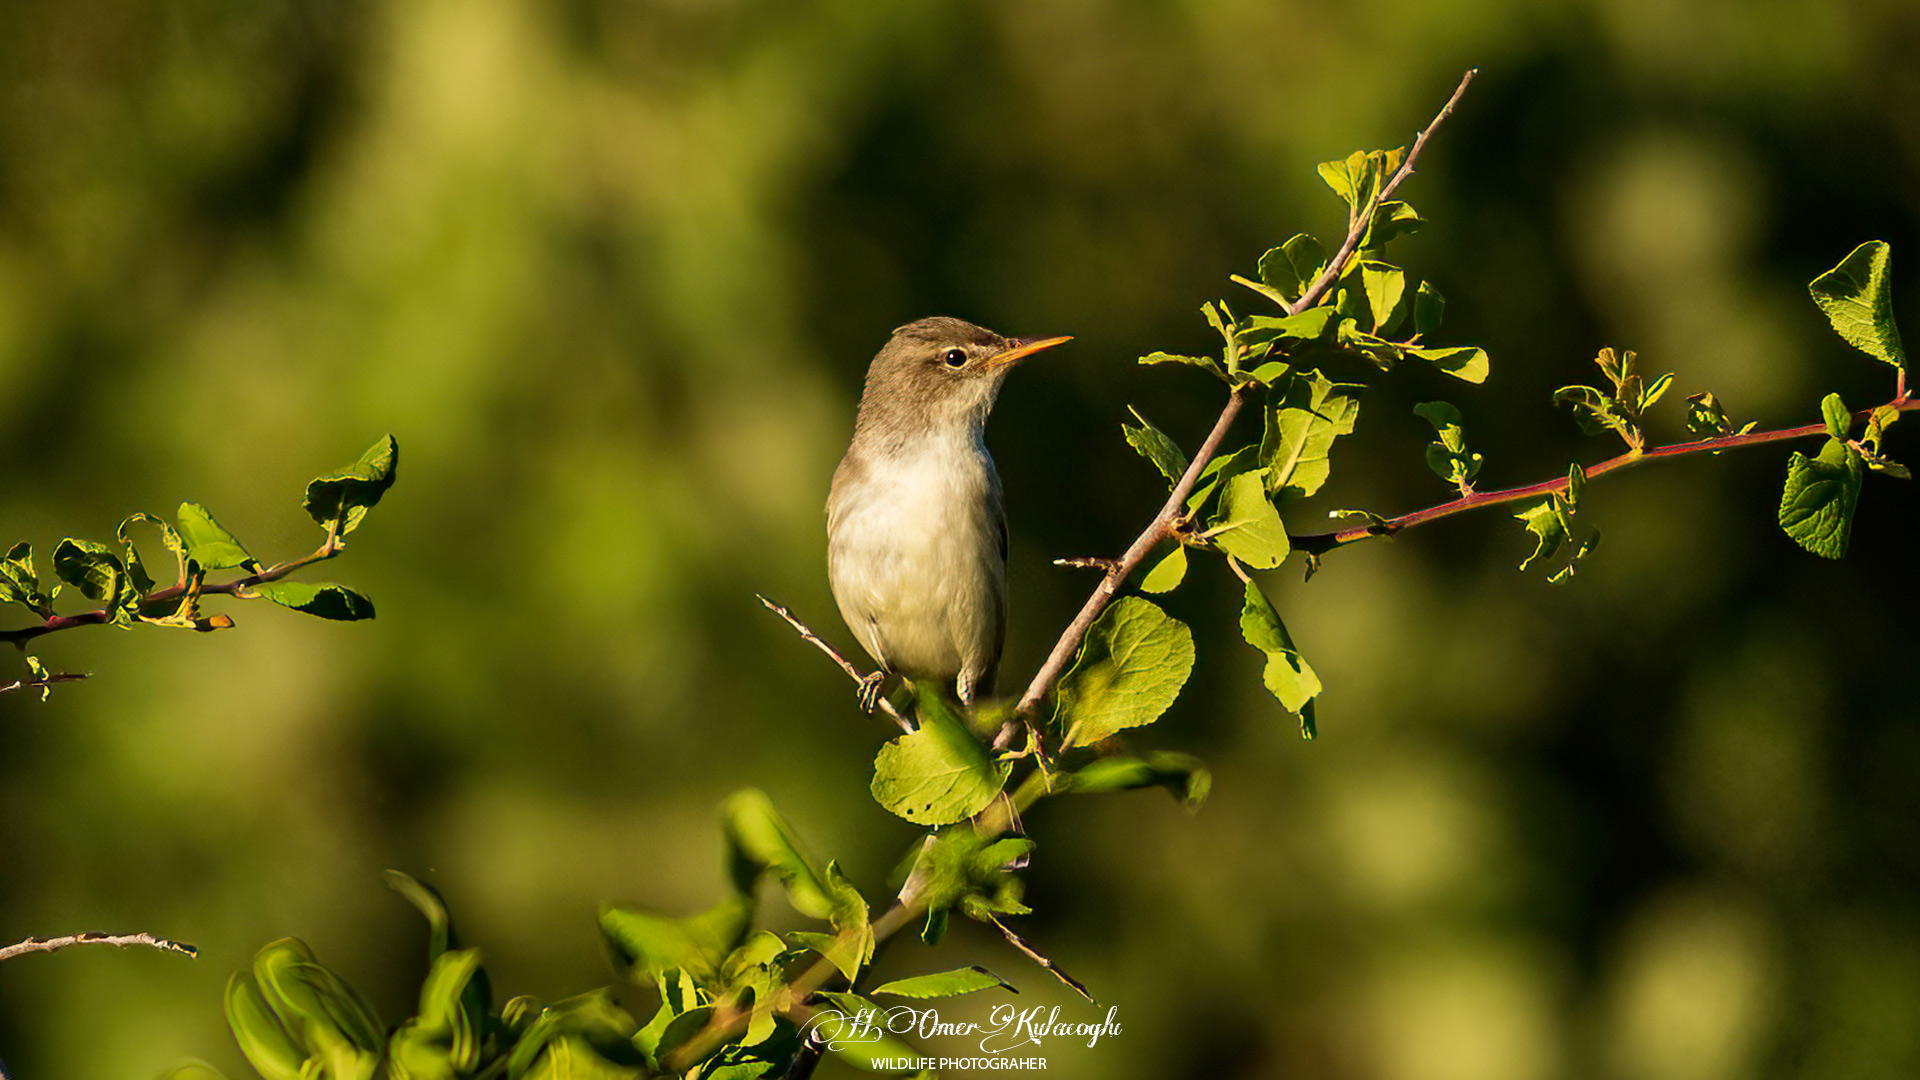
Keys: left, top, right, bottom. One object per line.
{"left": 1809, "top": 240, "right": 1906, "bottom": 368}
{"left": 1055, "top": 597, "right": 1195, "bottom": 749}
{"left": 1238, "top": 580, "right": 1321, "bottom": 736}
{"left": 872, "top": 966, "right": 1015, "bottom": 999}
{"left": 871, "top": 689, "right": 1011, "bottom": 825}
{"left": 1779, "top": 437, "right": 1864, "bottom": 559}
{"left": 248, "top": 581, "right": 374, "bottom": 621}
{"left": 303, "top": 434, "right": 399, "bottom": 535}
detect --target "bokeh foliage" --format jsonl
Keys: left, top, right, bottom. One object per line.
{"left": 3, "top": 1, "right": 1919, "bottom": 1078}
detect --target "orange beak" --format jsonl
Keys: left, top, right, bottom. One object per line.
{"left": 986, "top": 335, "right": 1073, "bottom": 368}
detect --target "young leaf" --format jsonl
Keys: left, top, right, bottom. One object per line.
{"left": 1054, "top": 597, "right": 1195, "bottom": 749}
{"left": 1122, "top": 407, "right": 1189, "bottom": 486}
{"left": 1237, "top": 307, "right": 1338, "bottom": 351}
{"left": 1779, "top": 437, "right": 1864, "bottom": 559}
{"left": 871, "top": 689, "right": 1011, "bottom": 825}
{"left": 1367, "top": 201, "right": 1425, "bottom": 245}
{"left": 721, "top": 789, "right": 833, "bottom": 920}
{"left": 811, "top": 862, "right": 874, "bottom": 983}
{"left": 1207, "top": 468, "right": 1290, "bottom": 570}
{"left": 871, "top": 966, "right": 1015, "bottom": 1000}
{"left": 1261, "top": 371, "right": 1364, "bottom": 500}
{"left": 1685, "top": 392, "right": 1734, "bottom": 437}
{"left": 1139, "top": 544, "right": 1188, "bottom": 594}
{"left": 1514, "top": 499, "right": 1569, "bottom": 572}
{"left": 1357, "top": 260, "right": 1408, "bottom": 333}
{"left": 224, "top": 973, "right": 307, "bottom": 1080}
{"left": 601, "top": 896, "right": 751, "bottom": 981}
{"left": 1238, "top": 580, "right": 1321, "bottom": 736}
{"left": 1809, "top": 240, "right": 1906, "bottom": 369}
{"left": 1820, "top": 392, "right": 1851, "bottom": 440}
{"left": 1413, "top": 401, "right": 1483, "bottom": 490}
{"left": 51, "top": 539, "right": 126, "bottom": 604}
{"left": 1412, "top": 281, "right": 1445, "bottom": 336}
{"left": 1140, "top": 351, "right": 1227, "bottom": 381}
{"left": 248, "top": 581, "right": 375, "bottom": 621}
{"left": 1405, "top": 345, "right": 1490, "bottom": 384}
{"left": 1058, "top": 751, "right": 1212, "bottom": 810}
{"left": 176, "top": 503, "right": 257, "bottom": 572}
{"left": 303, "top": 434, "right": 399, "bottom": 535}
{"left": 0, "top": 542, "right": 47, "bottom": 614}
{"left": 1256, "top": 236, "right": 1316, "bottom": 300}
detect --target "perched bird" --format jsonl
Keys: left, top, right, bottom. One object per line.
{"left": 827, "top": 317, "right": 1071, "bottom": 710}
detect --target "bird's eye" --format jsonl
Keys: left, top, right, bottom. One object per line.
{"left": 942, "top": 348, "right": 968, "bottom": 368}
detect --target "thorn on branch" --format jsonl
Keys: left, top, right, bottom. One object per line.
{"left": 1051, "top": 556, "right": 1118, "bottom": 572}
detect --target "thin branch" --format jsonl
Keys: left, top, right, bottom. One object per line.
{"left": 983, "top": 913, "right": 1095, "bottom": 1004}
{"left": 756, "top": 595, "right": 912, "bottom": 733}
{"left": 1294, "top": 396, "right": 1920, "bottom": 554}
{"left": 0, "top": 931, "right": 197, "bottom": 963}
{"left": 1014, "top": 69, "right": 1477, "bottom": 716}
{"left": 1291, "top": 68, "right": 1477, "bottom": 319}
{"left": 0, "top": 671, "right": 90, "bottom": 696}
{"left": 0, "top": 539, "right": 341, "bottom": 647}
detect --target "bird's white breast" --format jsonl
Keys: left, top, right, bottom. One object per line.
{"left": 827, "top": 431, "right": 1005, "bottom": 683}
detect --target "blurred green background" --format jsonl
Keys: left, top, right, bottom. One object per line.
{"left": 3, "top": 0, "right": 1918, "bottom": 1077}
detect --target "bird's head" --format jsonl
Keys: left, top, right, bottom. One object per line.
{"left": 856, "top": 316, "right": 1071, "bottom": 441}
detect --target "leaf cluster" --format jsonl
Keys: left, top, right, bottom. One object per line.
{"left": 3, "top": 435, "right": 398, "bottom": 699}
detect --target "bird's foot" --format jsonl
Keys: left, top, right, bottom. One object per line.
{"left": 856, "top": 670, "right": 888, "bottom": 714}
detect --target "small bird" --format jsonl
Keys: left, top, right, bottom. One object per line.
{"left": 827, "top": 317, "right": 1071, "bottom": 710}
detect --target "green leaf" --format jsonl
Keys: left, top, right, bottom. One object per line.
{"left": 871, "top": 689, "right": 1011, "bottom": 825}
{"left": 872, "top": 966, "right": 1015, "bottom": 999}
{"left": 51, "top": 539, "right": 125, "bottom": 604}
{"left": 1058, "top": 751, "right": 1212, "bottom": 810}
{"left": 1140, "top": 351, "right": 1226, "bottom": 381}
{"left": 389, "top": 949, "right": 485, "bottom": 1077}
{"left": 1237, "top": 306, "right": 1338, "bottom": 351}
{"left": 1821, "top": 392, "right": 1851, "bottom": 440}
{"left": 1055, "top": 597, "right": 1195, "bottom": 749}
{"left": 303, "top": 434, "right": 399, "bottom": 535}
{"left": 1515, "top": 500, "right": 1566, "bottom": 571}
{"left": 248, "top": 581, "right": 375, "bottom": 621}
{"left": 1640, "top": 371, "right": 1675, "bottom": 412}
{"left": 1779, "top": 437, "right": 1864, "bottom": 559}
{"left": 721, "top": 789, "right": 832, "bottom": 920}
{"left": 0, "top": 542, "right": 47, "bottom": 614}
{"left": 250, "top": 938, "right": 384, "bottom": 1064}
{"left": 1412, "top": 281, "right": 1445, "bottom": 336}
{"left": 1809, "top": 240, "right": 1906, "bottom": 369}
{"left": 224, "top": 973, "right": 306, "bottom": 1080}
{"left": 1122, "top": 407, "right": 1189, "bottom": 486}
{"left": 1207, "top": 467, "right": 1290, "bottom": 570}
{"left": 1139, "top": 544, "right": 1187, "bottom": 594}
{"left": 1256, "top": 235, "right": 1327, "bottom": 301}
{"left": 813, "top": 861, "right": 874, "bottom": 982}
{"left": 1685, "top": 392, "right": 1734, "bottom": 437}
{"left": 601, "top": 896, "right": 751, "bottom": 982}
{"left": 1184, "top": 445, "right": 1258, "bottom": 515}
{"left": 114, "top": 513, "right": 179, "bottom": 595}
{"left": 1238, "top": 580, "right": 1321, "bottom": 734}
{"left": 1368, "top": 201, "right": 1425, "bottom": 245}
{"left": 176, "top": 503, "right": 257, "bottom": 572}
{"left": 1405, "top": 345, "right": 1490, "bottom": 384}
{"left": 1357, "top": 260, "right": 1407, "bottom": 333}
{"left": 1202, "top": 300, "right": 1243, "bottom": 374}
{"left": 1413, "top": 401, "right": 1483, "bottom": 489}
{"left": 809, "top": 992, "right": 920, "bottom": 1069}
{"left": 1261, "top": 371, "right": 1364, "bottom": 500}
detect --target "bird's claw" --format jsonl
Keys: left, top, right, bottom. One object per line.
{"left": 856, "top": 670, "right": 888, "bottom": 714}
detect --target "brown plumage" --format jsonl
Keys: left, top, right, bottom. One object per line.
{"left": 826, "top": 317, "right": 1069, "bottom": 707}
